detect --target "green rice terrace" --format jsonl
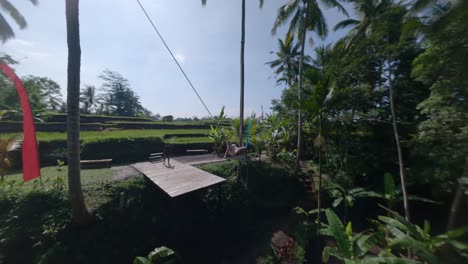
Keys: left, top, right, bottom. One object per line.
{"left": 1, "top": 0, "right": 468, "bottom": 264}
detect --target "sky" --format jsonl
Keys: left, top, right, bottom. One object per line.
{"left": 1, "top": 0, "right": 353, "bottom": 118}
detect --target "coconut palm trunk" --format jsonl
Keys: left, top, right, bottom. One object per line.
{"left": 239, "top": 0, "right": 245, "bottom": 147}
{"left": 294, "top": 16, "right": 307, "bottom": 177}
{"left": 317, "top": 109, "right": 323, "bottom": 233}
{"left": 388, "top": 69, "right": 410, "bottom": 222}
{"left": 65, "top": 0, "right": 92, "bottom": 224}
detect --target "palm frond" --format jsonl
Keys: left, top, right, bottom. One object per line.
{"left": 320, "top": 0, "right": 349, "bottom": 17}
{"left": 0, "top": 12, "right": 14, "bottom": 42}
{"left": 286, "top": 6, "right": 303, "bottom": 39}
{"left": 310, "top": 2, "right": 328, "bottom": 39}
{"left": 0, "top": 0, "right": 27, "bottom": 29}
{"left": 272, "top": 0, "right": 299, "bottom": 35}
{"left": 333, "top": 18, "right": 359, "bottom": 31}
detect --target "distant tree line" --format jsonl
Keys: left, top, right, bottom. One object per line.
{"left": 0, "top": 60, "right": 155, "bottom": 119}
{"left": 79, "top": 69, "right": 152, "bottom": 117}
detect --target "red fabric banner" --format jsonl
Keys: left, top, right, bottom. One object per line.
{"left": 0, "top": 64, "right": 41, "bottom": 182}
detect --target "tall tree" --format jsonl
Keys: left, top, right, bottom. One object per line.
{"left": 266, "top": 35, "right": 309, "bottom": 86}
{"left": 333, "top": 0, "right": 391, "bottom": 49}
{"left": 80, "top": 85, "right": 97, "bottom": 114}
{"left": 22, "top": 76, "right": 63, "bottom": 111}
{"left": 202, "top": 0, "right": 264, "bottom": 146}
{"left": 0, "top": 0, "right": 38, "bottom": 43}
{"left": 98, "top": 70, "right": 145, "bottom": 117}
{"left": 272, "top": 0, "right": 348, "bottom": 175}
{"left": 411, "top": 0, "right": 468, "bottom": 194}
{"left": 1, "top": 75, "right": 62, "bottom": 120}
{"left": 334, "top": 0, "right": 432, "bottom": 222}
{"left": 65, "top": 0, "right": 92, "bottom": 224}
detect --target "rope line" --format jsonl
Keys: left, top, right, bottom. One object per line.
{"left": 135, "top": 0, "right": 214, "bottom": 118}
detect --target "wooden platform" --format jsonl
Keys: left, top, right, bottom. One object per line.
{"left": 131, "top": 160, "right": 225, "bottom": 197}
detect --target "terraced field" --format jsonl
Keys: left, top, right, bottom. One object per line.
{"left": 0, "top": 129, "right": 210, "bottom": 143}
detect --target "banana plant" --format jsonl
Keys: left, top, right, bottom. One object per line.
{"left": 320, "top": 209, "right": 416, "bottom": 263}
{"left": 261, "top": 113, "right": 291, "bottom": 159}
{"left": 0, "top": 134, "right": 23, "bottom": 180}
{"left": 208, "top": 106, "right": 227, "bottom": 154}
{"left": 327, "top": 182, "right": 382, "bottom": 222}
{"left": 378, "top": 206, "right": 468, "bottom": 264}
{"left": 381, "top": 173, "right": 439, "bottom": 211}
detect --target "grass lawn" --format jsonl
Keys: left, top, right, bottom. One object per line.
{"left": 0, "top": 129, "right": 209, "bottom": 142}
{"left": 3, "top": 166, "right": 113, "bottom": 191}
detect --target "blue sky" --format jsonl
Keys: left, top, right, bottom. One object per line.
{"left": 2, "top": 0, "right": 352, "bottom": 118}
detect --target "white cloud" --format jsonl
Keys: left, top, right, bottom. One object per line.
{"left": 5, "top": 39, "right": 35, "bottom": 48}
{"left": 3, "top": 39, "right": 50, "bottom": 60}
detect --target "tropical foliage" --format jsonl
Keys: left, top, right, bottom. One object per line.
{"left": 0, "top": 134, "right": 22, "bottom": 180}
{"left": 208, "top": 106, "right": 228, "bottom": 154}
{"left": 0, "top": 0, "right": 467, "bottom": 263}
{"left": 320, "top": 208, "right": 468, "bottom": 263}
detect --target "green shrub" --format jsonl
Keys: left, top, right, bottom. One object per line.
{"left": 200, "top": 160, "right": 302, "bottom": 210}
{"left": 81, "top": 137, "right": 165, "bottom": 163}
{"left": 15, "top": 137, "right": 214, "bottom": 167}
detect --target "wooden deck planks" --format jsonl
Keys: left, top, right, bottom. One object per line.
{"left": 131, "top": 160, "right": 225, "bottom": 197}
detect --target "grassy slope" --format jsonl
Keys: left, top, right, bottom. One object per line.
{"left": 0, "top": 129, "right": 209, "bottom": 143}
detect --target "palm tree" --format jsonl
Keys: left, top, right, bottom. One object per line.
{"left": 0, "top": 0, "right": 38, "bottom": 43}
{"left": 202, "top": 0, "right": 264, "bottom": 146}
{"left": 266, "top": 35, "right": 310, "bottom": 86}
{"left": 333, "top": 0, "right": 391, "bottom": 48}
{"left": 304, "top": 61, "right": 335, "bottom": 231}
{"left": 65, "top": 0, "right": 92, "bottom": 224}
{"left": 80, "top": 85, "right": 97, "bottom": 114}
{"left": 272, "top": 0, "right": 348, "bottom": 176}
{"left": 334, "top": 0, "right": 413, "bottom": 222}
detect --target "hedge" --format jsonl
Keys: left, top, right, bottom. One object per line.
{"left": 25, "top": 137, "right": 213, "bottom": 167}
{"left": 113, "top": 122, "right": 211, "bottom": 130}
